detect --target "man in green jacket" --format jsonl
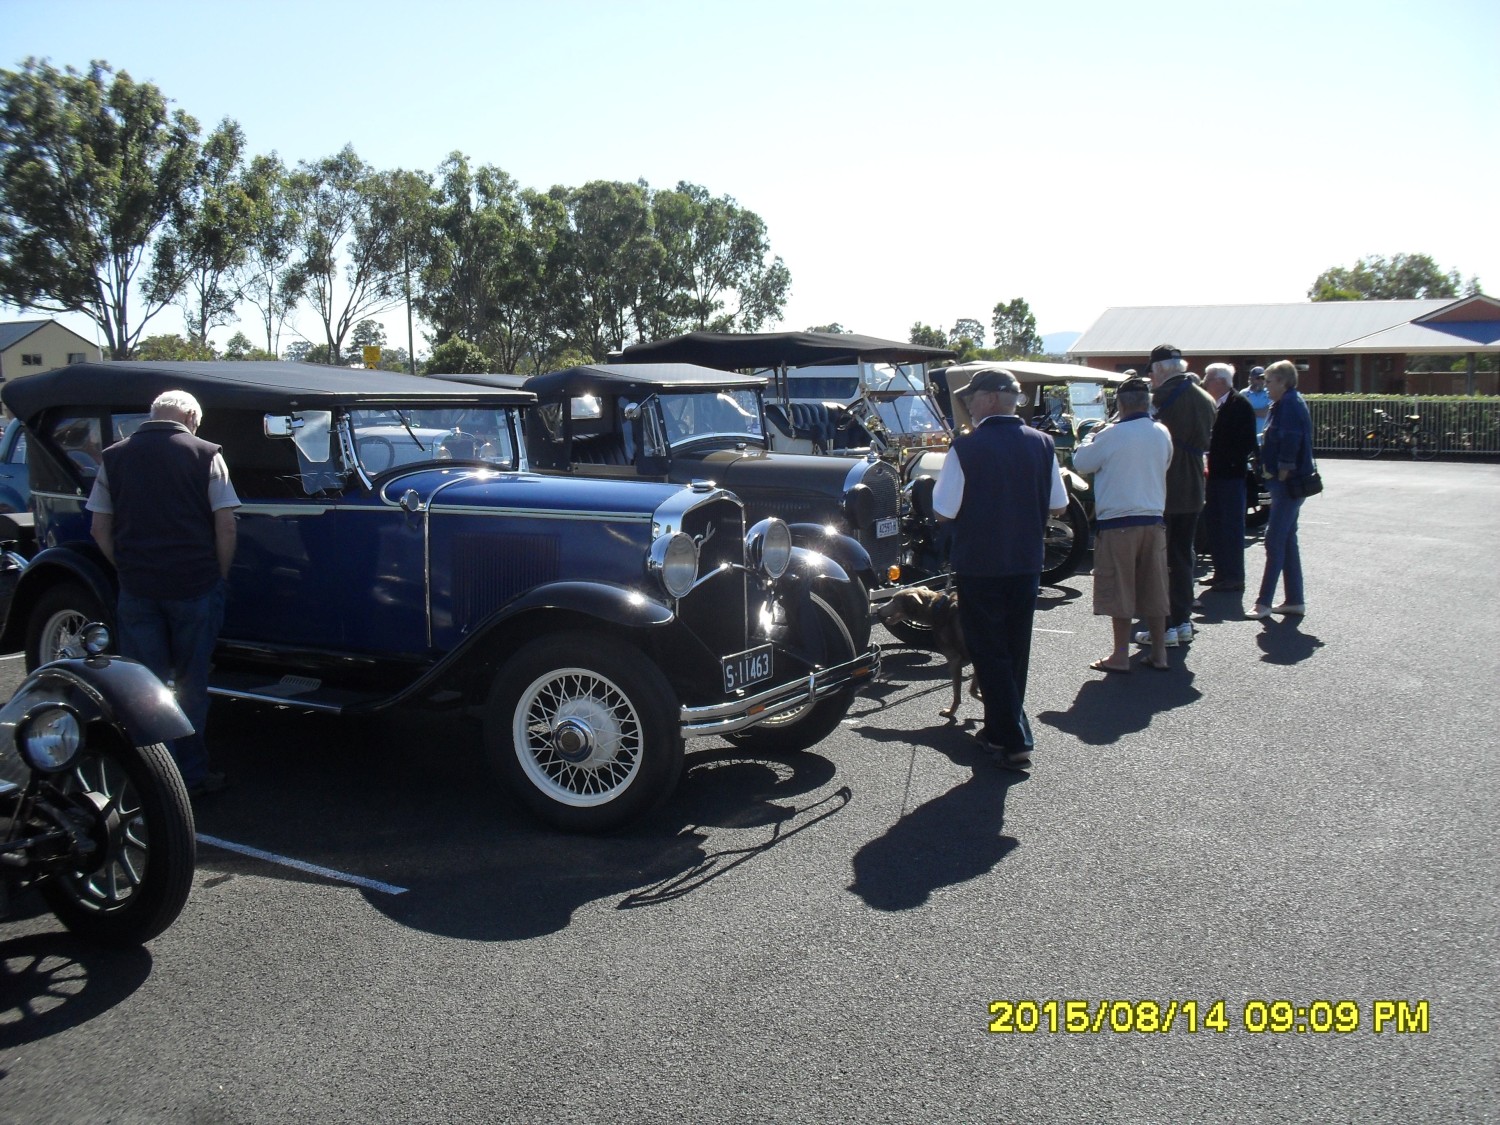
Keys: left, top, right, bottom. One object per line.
{"left": 1141, "top": 344, "right": 1215, "bottom": 647}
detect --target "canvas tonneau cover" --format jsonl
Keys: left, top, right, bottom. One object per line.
{"left": 616, "top": 331, "right": 955, "bottom": 371}
{"left": 1, "top": 360, "right": 536, "bottom": 420}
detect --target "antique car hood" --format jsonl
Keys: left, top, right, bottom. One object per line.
{"left": 377, "top": 466, "right": 689, "bottom": 517}
{"left": 674, "top": 448, "right": 877, "bottom": 494}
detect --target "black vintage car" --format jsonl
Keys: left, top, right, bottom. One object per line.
{"left": 0, "top": 361, "right": 880, "bottom": 832}
{"left": 449, "top": 362, "right": 902, "bottom": 645}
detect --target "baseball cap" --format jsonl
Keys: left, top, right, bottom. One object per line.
{"left": 1118, "top": 376, "right": 1152, "bottom": 396}
{"left": 1249, "top": 366, "right": 1266, "bottom": 379}
{"left": 1148, "top": 344, "right": 1182, "bottom": 365}
{"left": 955, "top": 369, "right": 1022, "bottom": 399}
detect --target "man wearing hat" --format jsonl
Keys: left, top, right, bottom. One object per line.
{"left": 931, "top": 368, "right": 1067, "bottom": 768}
{"left": 1140, "top": 345, "right": 1215, "bottom": 647}
{"left": 1245, "top": 366, "right": 1271, "bottom": 439}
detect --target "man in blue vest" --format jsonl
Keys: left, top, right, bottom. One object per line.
{"left": 932, "top": 369, "right": 1067, "bottom": 768}
{"left": 87, "top": 390, "right": 240, "bottom": 795}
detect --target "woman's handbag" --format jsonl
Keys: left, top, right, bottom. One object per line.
{"left": 1285, "top": 467, "right": 1324, "bottom": 499}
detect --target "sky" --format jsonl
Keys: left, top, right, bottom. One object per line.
{"left": 2, "top": 0, "right": 1497, "bottom": 357}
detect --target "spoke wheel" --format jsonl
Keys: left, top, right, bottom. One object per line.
{"left": 39, "top": 739, "right": 195, "bottom": 947}
{"left": 1361, "top": 433, "right": 1384, "bottom": 459}
{"left": 1412, "top": 430, "right": 1437, "bottom": 461}
{"left": 1041, "top": 493, "right": 1091, "bottom": 585}
{"left": 26, "top": 582, "right": 109, "bottom": 672}
{"left": 486, "top": 633, "right": 681, "bottom": 832}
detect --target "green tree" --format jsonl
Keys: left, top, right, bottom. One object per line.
{"left": 0, "top": 58, "right": 204, "bottom": 358}
{"left": 655, "top": 181, "right": 789, "bottom": 334}
{"left": 288, "top": 145, "right": 404, "bottom": 364}
{"left": 348, "top": 317, "right": 386, "bottom": 365}
{"left": 167, "top": 118, "right": 256, "bottom": 345}
{"left": 805, "top": 323, "right": 846, "bottom": 333}
{"left": 133, "top": 333, "right": 216, "bottom": 361}
{"left": 222, "top": 329, "right": 277, "bottom": 361}
{"left": 425, "top": 336, "right": 490, "bottom": 375}
{"left": 233, "top": 153, "right": 305, "bottom": 356}
{"left": 1308, "top": 253, "right": 1480, "bottom": 301}
{"left": 991, "top": 298, "right": 1043, "bottom": 358}
{"left": 909, "top": 322, "right": 948, "bottom": 349}
{"left": 951, "top": 318, "right": 985, "bottom": 348}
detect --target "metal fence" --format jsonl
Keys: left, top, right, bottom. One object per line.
{"left": 1304, "top": 396, "right": 1500, "bottom": 457}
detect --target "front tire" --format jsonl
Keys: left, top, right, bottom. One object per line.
{"left": 1362, "top": 432, "right": 1385, "bottom": 459}
{"left": 39, "top": 738, "right": 196, "bottom": 947}
{"left": 26, "top": 582, "right": 110, "bottom": 672}
{"left": 727, "top": 591, "right": 859, "bottom": 755}
{"left": 1041, "top": 493, "right": 1090, "bottom": 585}
{"left": 484, "top": 633, "right": 683, "bottom": 832}
{"left": 1412, "top": 430, "right": 1437, "bottom": 461}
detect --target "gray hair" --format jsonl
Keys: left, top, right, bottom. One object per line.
{"left": 1151, "top": 357, "right": 1188, "bottom": 377}
{"left": 1117, "top": 388, "right": 1152, "bottom": 414}
{"left": 1204, "top": 362, "right": 1235, "bottom": 386}
{"left": 151, "top": 390, "right": 203, "bottom": 427}
{"left": 1264, "top": 360, "right": 1298, "bottom": 389}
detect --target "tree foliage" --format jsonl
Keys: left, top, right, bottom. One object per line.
{"left": 133, "top": 333, "right": 216, "bottom": 361}
{"left": 425, "top": 336, "right": 490, "bottom": 375}
{"left": 0, "top": 58, "right": 204, "bottom": 358}
{"left": 805, "top": 323, "right": 846, "bottom": 334}
{"left": 168, "top": 118, "right": 257, "bottom": 344}
{"left": 233, "top": 152, "right": 305, "bottom": 356}
{"left": 1308, "top": 253, "right": 1480, "bottom": 301}
{"left": 909, "top": 322, "right": 948, "bottom": 349}
{"left": 991, "top": 298, "right": 1043, "bottom": 358}
{"left": 222, "top": 330, "right": 277, "bottom": 361}
{"left": 950, "top": 318, "right": 985, "bottom": 348}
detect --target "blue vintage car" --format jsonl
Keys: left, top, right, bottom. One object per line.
{"left": 0, "top": 361, "right": 880, "bottom": 832}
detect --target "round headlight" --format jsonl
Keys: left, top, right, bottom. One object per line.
{"left": 82, "top": 622, "right": 111, "bottom": 656}
{"left": 746, "top": 517, "right": 792, "bottom": 580}
{"left": 650, "top": 532, "right": 699, "bottom": 599}
{"left": 843, "top": 483, "right": 875, "bottom": 529}
{"left": 19, "top": 707, "right": 83, "bottom": 774}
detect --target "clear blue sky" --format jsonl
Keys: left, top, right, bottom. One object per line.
{"left": 3, "top": 0, "right": 1497, "bottom": 354}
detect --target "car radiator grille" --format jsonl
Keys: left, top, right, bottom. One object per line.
{"left": 677, "top": 497, "right": 748, "bottom": 657}
{"left": 854, "top": 465, "right": 900, "bottom": 573}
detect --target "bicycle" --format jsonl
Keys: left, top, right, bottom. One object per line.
{"left": 1363, "top": 408, "right": 1436, "bottom": 460}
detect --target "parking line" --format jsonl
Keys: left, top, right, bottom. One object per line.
{"left": 196, "top": 833, "right": 409, "bottom": 896}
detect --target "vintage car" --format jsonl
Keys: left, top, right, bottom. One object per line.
{"left": 0, "top": 417, "right": 30, "bottom": 514}
{"left": 2, "top": 624, "right": 197, "bottom": 945}
{"left": 0, "top": 361, "right": 880, "bottom": 832}
{"left": 446, "top": 363, "right": 896, "bottom": 643}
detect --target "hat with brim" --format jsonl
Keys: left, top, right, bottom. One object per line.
{"left": 955, "top": 369, "right": 1022, "bottom": 400}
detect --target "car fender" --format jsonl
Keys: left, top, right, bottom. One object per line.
{"left": 0, "top": 546, "right": 116, "bottom": 654}
{"left": 2, "top": 657, "right": 193, "bottom": 751}
{"left": 1060, "top": 465, "right": 1090, "bottom": 493}
{"left": 786, "top": 523, "right": 873, "bottom": 587}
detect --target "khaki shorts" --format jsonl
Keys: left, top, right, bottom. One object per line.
{"left": 1092, "top": 524, "right": 1169, "bottom": 618}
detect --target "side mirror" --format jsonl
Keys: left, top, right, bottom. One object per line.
{"left": 263, "top": 415, "right": 301, "bottom": 439}
{"left": 264, "top": 410, "right": 333, "bottom": 464}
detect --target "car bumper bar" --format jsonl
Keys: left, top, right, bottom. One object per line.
{"left": 679, "top": 644, "right": 881, "bottom": 739}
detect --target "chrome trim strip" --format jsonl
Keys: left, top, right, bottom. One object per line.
{"left": 866, "top": 573, "right": 954, "bottom": 603}
{"left": 207, "top": 685, "right": 345, "bottom": 713}
{"left": 235, "top": 503, "right": 336, "bottom": 516}
{"left": 678, "top": 644, "right": 881, "bottom": 739}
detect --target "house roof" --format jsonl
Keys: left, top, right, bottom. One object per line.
{"left": 0, "top": 320, "right": 51, "bottom": 352}
{"left": 1068, "top": 299, "right": 1461, "bottom": 357}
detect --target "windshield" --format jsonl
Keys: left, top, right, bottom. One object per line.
{"left": 349, "top": 407, "right": 518, "bottom": 474}
{"left": 873, "top": 394, "right": 947, "bottom": 436}
{"left": 653, "top": 390, "right": 763, "bottom": 447}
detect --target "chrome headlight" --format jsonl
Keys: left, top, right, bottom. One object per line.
{"left": 746, "top": 517, "right": 792, "bottom": 580}
{"left": 82, "top": 622, "right": 111, "bottom": 656}
{"left": 649, "top": 531, "right": 699, "bottom": 598}
{"left": 19, "top": 707, "right": 83, "bottom": 773}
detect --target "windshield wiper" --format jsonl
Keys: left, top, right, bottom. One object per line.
{"left": 396, "top": 411, "right": 428, "bottom": 450}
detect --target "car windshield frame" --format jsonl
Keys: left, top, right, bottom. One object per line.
{"left": 346, "top": 404, "right": 524, "bottom": 477}
{"left": 631, "top": 388, "right": 766, "bottom": 452}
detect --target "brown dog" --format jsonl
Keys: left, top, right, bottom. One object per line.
{"left": 876, "top": 587, "right": 980, "bottom": 718}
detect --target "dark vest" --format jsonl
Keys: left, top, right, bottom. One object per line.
{"left": 102, "top": 422, "right": 222, "bottom": 599}
{"left": 950, "top": 416, "right": 1055, "bottom": 577}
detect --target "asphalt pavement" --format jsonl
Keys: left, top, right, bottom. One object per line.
{"left": 2, "top": 457, "right": 1496, "bottom": 1124}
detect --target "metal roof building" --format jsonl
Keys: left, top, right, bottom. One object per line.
{"left": 1069, "top": 296, "right": 1500, "bottom": 394}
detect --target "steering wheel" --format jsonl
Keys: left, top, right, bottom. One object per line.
{"left": 358, "top": 436, "right": 395, "bottom": 474}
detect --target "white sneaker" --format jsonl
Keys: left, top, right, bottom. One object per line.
{"left": 1272, "top": 603, "right": 1305, "bottom": 615}
{"left": 1247, "top": 604, "right": 1273, "bottom": 620}
{"left": 1174, "top": 623, "right": 1196, "bottom": 644}
{"left": 1134, "top": 628, "right": 1178, "bottom": 647}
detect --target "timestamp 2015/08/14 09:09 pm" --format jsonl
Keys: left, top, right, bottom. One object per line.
{"left": 986, "top": 999, "right": 1431, "bottom": 1035}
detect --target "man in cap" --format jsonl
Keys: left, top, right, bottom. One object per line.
{"left": 1140, "top": 344, "right": 1215, "bottom": 648}
{"left": 1244, "top": 366, "right": 1271, "bottom": 438}
{"left": 931, "top": 368, "right": 1067, "bottom": 768}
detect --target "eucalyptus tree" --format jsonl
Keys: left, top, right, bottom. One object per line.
{"left": 0, "top": 58, "right": 203, "bottom": 358}
{"left": 654, "top": 181, "right": 789, "bottom": 333}
{"left": 168, "top": 118, "right": 258, "bottom": 346}
{"left": 558, "top": 179, "right": 659, "bottom": 361}
{"left": 991, "top": 297, "right": 1043, "bottom": 359}
{"left": 234, "top": 153, "right": 305, "bottom": 357}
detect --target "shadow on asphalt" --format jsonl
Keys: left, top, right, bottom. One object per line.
{"left": 0, "top": 930, "right": 154, "bottom": 1051}
{"left": 1036, "top": 664, "right": 1203, "bottom": 745}
{"left": 192, "top": 702, "right": 861, "bottom": 942}
{"left": 1255, "top": 618, "right": 1325, "bottom": 664}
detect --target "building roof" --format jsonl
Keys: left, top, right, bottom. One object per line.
{"left": 1068, "top": 299, "right": 1460, "bottom": 357}
{"left": 0, "top": 320, "right": 51, "bottom": 352}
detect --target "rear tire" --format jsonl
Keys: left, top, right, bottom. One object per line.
{"left": 484, "top": 632, "right": 683, "bottom": 833}
{"left": 26, "top": 582, "right": 110, "bottom": 672}
{"left": 1412, "top": 430, "right": 1437, "bottom": 461}
{"left": 1040, "top": 494, "right": 1090, "bottom": 586}
{"left": 1361, "top": 433, "right": 1384, "bottom": 459}
{"left": 40, "top": 738, "right": 196, "bottom": 947}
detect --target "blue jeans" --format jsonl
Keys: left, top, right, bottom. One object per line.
{"left": 1204, "top": 476, "right": 1247, "bottom": 583}
{"left": 116, "top": 581, "right": 226, "bottom": 786}
{"left": 1257, "top": 482, "right": 1305, "bottom": 606}
{"left": 956, "top": 573, "right": 1039, "bottom": 753}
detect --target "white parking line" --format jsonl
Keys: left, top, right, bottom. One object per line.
{"left": 196, "top": 833, "right": 408, "bottom": 896}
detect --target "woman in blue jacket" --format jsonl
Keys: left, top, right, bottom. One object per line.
{"left": 1249, "top": 360, "right": 1314, "bottom": 619}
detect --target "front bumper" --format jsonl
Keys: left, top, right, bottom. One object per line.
{"left": 678, "top": 643, "right": 881, "bottom": 739}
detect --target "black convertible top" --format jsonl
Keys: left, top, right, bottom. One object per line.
{"left": 1, "top": 360, "right": 535, "bottom": 419}
{"left": 451, "top": 363, "right": 766, "bottom": 400}
{"left": 615, "top": 331, "right": 955, "bottom": 370}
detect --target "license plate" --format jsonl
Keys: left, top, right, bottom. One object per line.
{"left": 722, "top": 644, "right": 773, "bottom": 693}
{"left": 876, "top": 517, "right": 900, "bottom": 538}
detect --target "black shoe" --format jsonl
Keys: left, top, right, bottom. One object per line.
{"left": 188, "top": 770, "right": 228, "bottom": 796}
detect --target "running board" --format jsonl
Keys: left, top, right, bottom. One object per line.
{"left": 208, "top": 671, "right": 378, "bottom": 714}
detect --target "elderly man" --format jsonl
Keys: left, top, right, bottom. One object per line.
{"left": 1138, "top": 344, "right": 1215, "bottom": 648}
{"left": 88, "top": 390, "right": 240, "bottom": 795}
{"left": 932, "top": 369, "right": 1067, "bottom": 768}
{"left": 1244, "top": 366, "right": 1271, "bottom": 439}
{"left": 1072, "top": 377, "right": 1174, "bottom": 670}
{"left": 1200, "top": 362, "right": 1260, "bottom": 592}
